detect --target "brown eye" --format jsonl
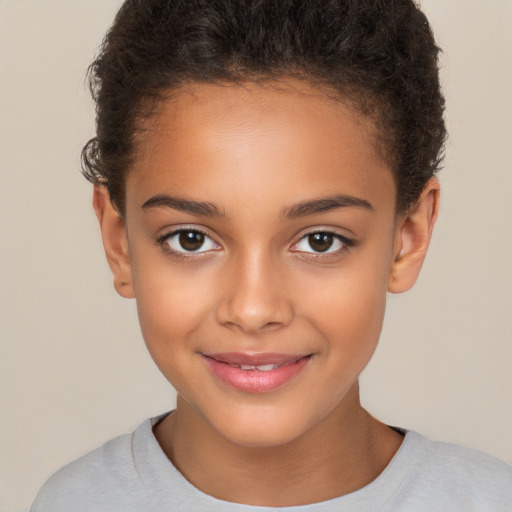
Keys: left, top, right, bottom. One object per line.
{"left": 292, "top": 231, "right": 352, "bottom": 255}
{"left": 307, "top": 233, "right": 334, "bottom": 252}
{"left": 163, "top": 229, "right": 218, "bottom": 253}
{"left": 179, "top": 231, "right": 205, "bottom": 251}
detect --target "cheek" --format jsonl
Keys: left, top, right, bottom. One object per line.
{"left": 131, "top": 256, "right": 214, "bottom": 362}
{"left": 308, "top": 280, "right": 386, "bottom": 347}
{"left": 298, "top": 254, "right": 391, "bottom": 357}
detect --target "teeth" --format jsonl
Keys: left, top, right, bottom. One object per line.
{"left": 255, "top": 364, "right": 278, "bottom": 371}
{"left": 238, "top": 364, "right": 280, "bottom": 371}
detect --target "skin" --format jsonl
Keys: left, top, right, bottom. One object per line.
{"left": 94, "top": 80, "right": 439, "bottom": 506}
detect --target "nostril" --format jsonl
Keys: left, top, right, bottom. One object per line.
{"left": 214, "top": 267, "right": 294, "bottom": 332}
{"left": 215, "top": 304, "right": 293, "bottom": 334}
{"left": 261, "top": 321, "right": 283, "bottom": 331}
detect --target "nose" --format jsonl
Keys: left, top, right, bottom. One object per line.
{"left": 215, "top": 250, "right": 294, "bottom": 334}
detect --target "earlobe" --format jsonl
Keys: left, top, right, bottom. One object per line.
{"left": 92, "top": 186, "right": 135, "bottom": 299}
{"left": 388, "top": 178, "right": 440, "bottom": 294}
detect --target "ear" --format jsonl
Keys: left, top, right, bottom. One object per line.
{"left": 388, "top": 178, "right": 440, "bottom": 294}
{"left": 92, "top": 185, "right": 135, "bottom": 299}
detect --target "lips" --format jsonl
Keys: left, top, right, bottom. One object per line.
{"left": 237, "top": 363, "right": 282, "bottom": 371}
{"left": 202, "top": 352, "right": 312, "bottom": 393}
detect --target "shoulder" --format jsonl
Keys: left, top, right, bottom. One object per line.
{"left": 410, "top": 431, "right": 512, "bottom": 484}
{"left": 30, "top": 418, "right": 158, "bottom": 512}
{"left": 400, "top": 431, "right": 512, "bottom": 510}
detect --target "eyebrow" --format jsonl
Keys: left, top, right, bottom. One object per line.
{"left": 141, "top": 194, "right": 224, "bottom": 217}
{"left": 283, "top": 195, "right": 374, "bottom": 218}
{"left": 141, "top": 193, "right": 373, "bottom": 218}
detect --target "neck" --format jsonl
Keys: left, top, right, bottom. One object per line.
{"left": 154, "top": 385, "right": 403, "bottom": 507}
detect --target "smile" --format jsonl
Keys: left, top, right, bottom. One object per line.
{"left": 202, "top": 353, "right": 312, "bottom": 393}
{"left": 234, "top": 363, "right": 285, "bottom": 371}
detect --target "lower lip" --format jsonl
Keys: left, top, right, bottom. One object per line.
{"left": 203, "top": 356, "right": 312, "bottom": 393}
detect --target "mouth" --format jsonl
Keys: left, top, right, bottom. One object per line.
{"left": 202, "top": 352, "right": 313, "bottom": 393}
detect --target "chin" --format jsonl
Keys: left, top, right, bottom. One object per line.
{"left": 218, "top": 423, "right": 306, "bottom": 449}
{"left": 205, "top": 403, "right": 315, "bottom": 449}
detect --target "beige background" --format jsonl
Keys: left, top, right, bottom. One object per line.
{"left": 1, "top": 1, "right": 511, "bottom": 510}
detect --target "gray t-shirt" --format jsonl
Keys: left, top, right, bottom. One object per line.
{"left": 31, "top": 415, "right": 512, "bottom": 511}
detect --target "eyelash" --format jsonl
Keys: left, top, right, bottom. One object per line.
{"left": 290, "top": 230, "right": 355, "bottom": 261}
{"left": 156, "top": 227, "right": 355, "bottom": 260}
{"left": 156, "top": 227, "right": 220, "bottom": 259}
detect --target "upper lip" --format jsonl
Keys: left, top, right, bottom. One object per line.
{"left": 202, "top": 352, "right": 310, "bottom": 366}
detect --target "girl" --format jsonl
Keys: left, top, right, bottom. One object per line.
{"left": 30, "top": 0, "right": 512, "bottom": 510}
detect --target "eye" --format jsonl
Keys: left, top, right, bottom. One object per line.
{"left": 292, "top": 232, "right": 352, "bottom": 254}
{"left": 161, "top": 229, "right": 219, "bottom": 253}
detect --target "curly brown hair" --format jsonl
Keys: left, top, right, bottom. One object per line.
{"left": 82, "top": 0, "right": 446, "bottom": 214}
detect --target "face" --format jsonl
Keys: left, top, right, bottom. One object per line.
{"left": 99, "top": 81, "right": 434, "bottom": 448}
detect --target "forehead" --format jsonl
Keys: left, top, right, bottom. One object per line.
{"left": 127, "top": 80, "right": 395, "bottom": 213}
